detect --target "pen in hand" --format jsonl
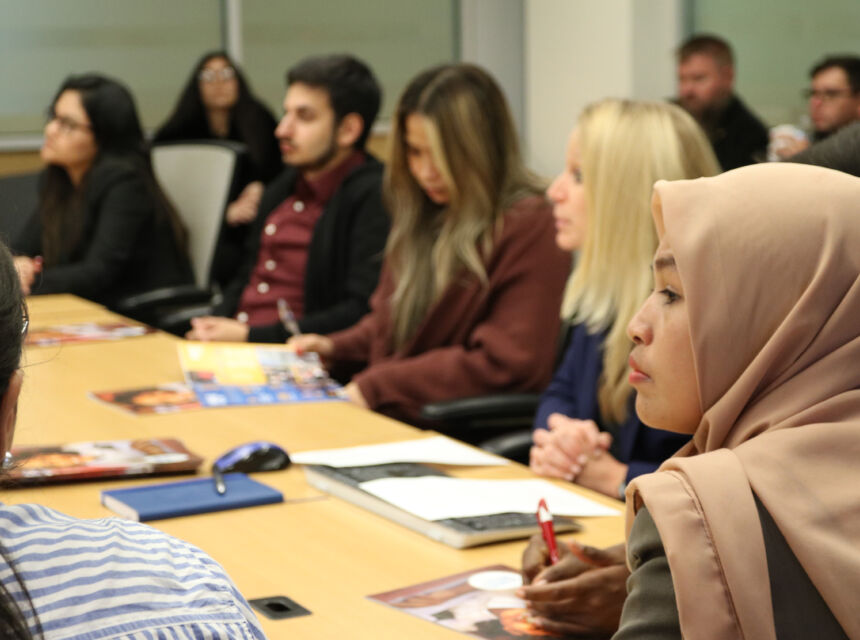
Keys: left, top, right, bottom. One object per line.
{"left": 277, "top": 298, "right": 301, "bottom": 337}
{"left": 213, "top": 468, "right": 227, "bottom": 496}
{"left": 536, "top": 498, "right": 560, "bottom": 564}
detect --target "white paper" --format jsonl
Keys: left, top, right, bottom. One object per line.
{"left": 290, "top": 436, "right": 508, "bottom": 467}
{"left": 358, "top": 476, "right": 621, "bottom": 520}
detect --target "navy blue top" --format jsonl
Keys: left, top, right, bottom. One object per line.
{"left": 533, "top": 323, "right": 690, "bottom": 483}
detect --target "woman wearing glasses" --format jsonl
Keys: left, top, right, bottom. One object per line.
{"left": 155, "top": 52, "right": 281, "bottom": 284}
{"left": 14, "top": 74, "right": 192, "bottom": 308}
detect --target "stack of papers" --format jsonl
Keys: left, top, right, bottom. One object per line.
{"left": 290, "top": 436, "right": 508, "bottom": 467}
{"left": 360, "top": 476, "right": 621, "bottom": 519}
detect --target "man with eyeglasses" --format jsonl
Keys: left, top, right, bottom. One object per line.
{"left": 675, "top": 34, "right": 769, "bottom": 171}
{"left": 806, "top": 56, "right": 860, "bottom": 142}
{"left": 773, "top": 55, "right": 860, "bottom": 160}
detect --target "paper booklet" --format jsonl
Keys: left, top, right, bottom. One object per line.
{"left": 177, "top": 342, "right": 345, "bottom": 407}
{"left": 5, "top": 438, "right": 203, "bottom": 485}
{"left": 90, "top": 383, "right": 202, "bottom": 415}
{"left": 26, "top": 321, "right": 155, "bottom": 347}
{"left": 369, "top": 565, "right": 560, "bottom": 639}
{"left": 290, "top": 436, "right": 509, "bottom": 468}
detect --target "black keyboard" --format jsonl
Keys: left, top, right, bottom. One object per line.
{"left": 310, "top": 462, "right": 447, "bottom": 486}
{"left": 441, "top": 512, "right": 580, "bottom": 533}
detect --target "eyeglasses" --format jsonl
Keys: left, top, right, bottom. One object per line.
{"left": 21, "top": 306, "right": 28, "bottom": 337}
{"left": 802, "top": 88, "right": 856, "bottom": 101}
{"left": 46, "top": 110, "right": 92, "bottom": 135}
{"left": 198, "top": 67, "right": 237, "bottom": 83}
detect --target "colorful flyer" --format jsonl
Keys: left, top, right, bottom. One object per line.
{"left": 26, "top": 321, "right": 155, "bottom": 347}
{"left": 90, "top": 383, "right": 202, "bottom": 415}
{"left": 177, "top": 342, "right": 346, "bottom": 407}
{"left": 369, "top": 565, "right": 560, "bottom": 638}
{"left": 6, "top": 438, "right": 203, "bottom": 485}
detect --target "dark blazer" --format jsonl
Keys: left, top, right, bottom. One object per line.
{"left": 214, "top": 157, "right": 389, "bottom": 342}
{"left": 709, "top": 94, "right": 770, "bottom": 171}
{"left": 533, "top": 323, "right": 689, "bottom": 483}
{"left": 17, "top": 160, "right": 193, "bottom": 308}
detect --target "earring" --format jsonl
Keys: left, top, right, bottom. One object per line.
{"left": 3, "top": 452, "right": 12, "bottom": 469}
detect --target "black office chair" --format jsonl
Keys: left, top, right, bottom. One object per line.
{"left": 419, "top": 319, "right": 575, "bottom": 464}
{"left": 116, "top": 140, "right": 248, "bottom": 332}
{"left": 0, "top": 171, "right": 39, "bottom": 251}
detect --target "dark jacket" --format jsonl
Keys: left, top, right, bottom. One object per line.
{"left": 17, "top": 160, "right": 193, "bottom": 308}
{"left": 789, "top": 121, "right": 860, "bottom": 178}
{"left": 707, "top": 94, "right": 769, "bottom": 171}
{"left": 214, "top": 157, "right": 389, "bottom": 342}
{"left": 533, "top": 323, "right": 689, "bottom": 484}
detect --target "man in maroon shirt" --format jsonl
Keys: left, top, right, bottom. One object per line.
{"left": 187, "top": 54, "right": 389, "bottom": 343}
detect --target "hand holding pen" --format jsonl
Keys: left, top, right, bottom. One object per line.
{"left": 536, "top": 498, "right": 560, "bottom": 564}
{"left": 518, "top": 513, "right": 628, "bottom": 637}
{"left": 277, "top": 298, "right": 302, "bottom": 337}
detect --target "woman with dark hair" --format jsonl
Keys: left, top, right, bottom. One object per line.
{"left": 14, "top": 74, "right": 193, "bottom": 308}
{"left": 0, "top": 241, "right": 264, "bottom": 638}
{"left": 154, "top": 53, "right": 281, "bottom": 283}
{"left": 154, "top": 51, "right": 281, "bottom": 188}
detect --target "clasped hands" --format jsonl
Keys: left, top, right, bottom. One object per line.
{"left": 530, "top": 414, "right": 628, "bottom": 497}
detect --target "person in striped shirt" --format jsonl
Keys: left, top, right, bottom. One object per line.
{"left": 0, "top": 240, "right": 266, "bottom": 639}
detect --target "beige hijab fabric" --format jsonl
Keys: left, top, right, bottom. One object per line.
{"left": 626, "top": 163, "right": 860, "bottom": 639}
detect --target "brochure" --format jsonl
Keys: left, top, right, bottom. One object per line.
{"left": 5, "top": 438, "right": 203, "bottom": 485}
{"left": 369, "top": 565, "right": 560, "bottom": 638}
{"left": 26, "top": 321, "right": 155, "bottom": 347}
{"left": 177, "top": 342, "right": 345, "bottom": 407}
{"left": 90, "top": 383, "right": 202, "bottom": 415}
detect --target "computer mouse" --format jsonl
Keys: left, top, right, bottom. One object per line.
{"left": 213, "top": 441, "right": 291, "bottom": 473}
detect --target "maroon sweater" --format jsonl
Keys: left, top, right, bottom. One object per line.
{"left": 328, "top": 195, "right": 571, "bottom": 423}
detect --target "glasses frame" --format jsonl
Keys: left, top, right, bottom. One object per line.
{"left": 198, "top": 67, "right": 237, "bottom": 84}
{"left": 46, "top": 109, "right": 93, "bottom": 135}
{"left": 802, "top": 88, "right": 857, "bottom": 101}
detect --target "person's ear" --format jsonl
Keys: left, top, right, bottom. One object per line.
{"left": 723, "top": 64, "right": 735, "bottom": 88}
{"left": 0, "top": 370, "right": 22, "bottom": 456}
{"left": 336, "top": 113, "right": 364, "bottom": 149}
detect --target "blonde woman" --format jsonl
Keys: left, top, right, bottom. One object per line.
{"left": 292, "top": 64, "right": 570, "bottom": 425}
{"left": 529, "top": 100, "right": 720, "bottom": 499}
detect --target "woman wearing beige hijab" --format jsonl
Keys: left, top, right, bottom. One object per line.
{"left": 617, "top": 162, "right": 860, "bottom": 638}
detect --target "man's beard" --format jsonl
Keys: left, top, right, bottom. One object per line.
{"left": 290, "top": 129, "right": 339, "bottom": 173}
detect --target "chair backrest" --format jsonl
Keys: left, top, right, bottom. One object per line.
{"left": 0, "top": 171, "right": 39, "bottom": 251}
{"left": 151, "top": 140, "right": 245, "bottom": 289}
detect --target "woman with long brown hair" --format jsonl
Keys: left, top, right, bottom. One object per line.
{"left": 292, "top": 63, "right": 570, "bottom": 426}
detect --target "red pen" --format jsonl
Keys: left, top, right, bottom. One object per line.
{"left": 536, "top": 498, "right": 560, "bottom": 564}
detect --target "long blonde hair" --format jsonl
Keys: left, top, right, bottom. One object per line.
{"left": 563, "top": 99, "right": 720, "bottom": 424}
{"left": 384, "top": 64, "right": 544, "bottom": 349}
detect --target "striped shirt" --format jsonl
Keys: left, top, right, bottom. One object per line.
{"left": 0, "top": 503, "right": 267, "bottom": 639}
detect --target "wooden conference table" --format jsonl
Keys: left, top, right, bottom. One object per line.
{"left": 10, "top": 295, "right": 625, "bottom": 639}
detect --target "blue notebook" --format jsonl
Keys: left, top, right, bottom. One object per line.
{"left": 101, "top": 473, "right": 283, "bottom": 521}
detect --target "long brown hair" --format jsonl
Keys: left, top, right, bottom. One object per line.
{"left": 384, "top": 64, "right": 544, "bottom": 349}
